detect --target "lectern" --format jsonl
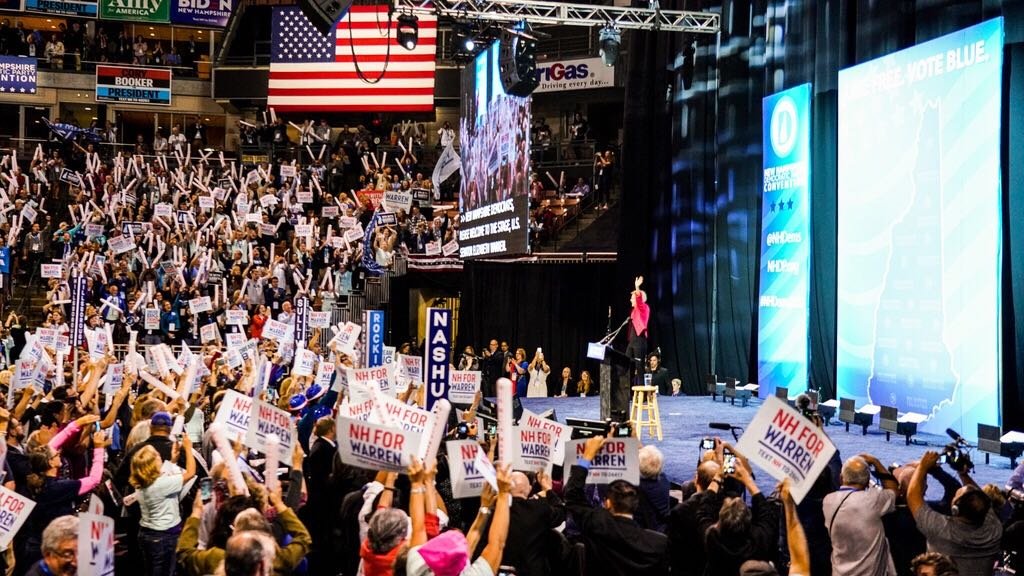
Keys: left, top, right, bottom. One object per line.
{"left": 588, "top": 342, "right": 632, "bottom": 420}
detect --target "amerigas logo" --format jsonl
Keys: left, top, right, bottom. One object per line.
{"left": 533, "top": 57, "right": 614, "bottom": 93}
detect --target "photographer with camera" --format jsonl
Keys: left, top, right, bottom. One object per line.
{"left": 822, "top": 454, "right": 899, "bottom": 576}
{"left": 907, "top": 451, "right": 1003, "bottom": 575}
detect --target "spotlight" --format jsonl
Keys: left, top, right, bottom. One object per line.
{"left": 599, "top": 25, "right": 621, "bottom": 67}
{"left": 397, "top": 13, "right": 419, "bottom": 50}
{"left": 464, "top": 37, "right": 475, "bottom": 51}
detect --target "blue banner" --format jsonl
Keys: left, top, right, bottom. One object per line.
{"left": 836, "top": 19, "right": 1003, "bottom": 438}
{"left": 294, "top": 295, "right": 309, "bottom": 348}
{"left": 70, "top": 276, "right": 87, "bottom": 347}
{"left": 170, "top": 0, "right": 232, "bottom": 27}
{"left": 364, "top": 309, "right": 385, "bottom": 368}
{"left": 423, "top": 308, "right": 451, "bottom": 410}
{"left": 757, "top": 83, "right": 812, "bottom": 399}
{"left": 25, "top": 0, "right": 96, "bottom": 16}
{"left": 0, "top": 247, "right": 10, "bottom": 274}
{"left": 0, "top": 57, "right": 37, "bottom": 95}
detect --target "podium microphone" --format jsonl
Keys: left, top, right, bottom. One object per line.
{"left": 709, "top": 422, "right": 733, "bottom": 431}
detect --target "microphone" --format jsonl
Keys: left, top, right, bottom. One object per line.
{"left": 946, "top": 428, "right": 967, "bottom": 445}
{"left": 709, "top": 422, "right": 733, "bottom": 431}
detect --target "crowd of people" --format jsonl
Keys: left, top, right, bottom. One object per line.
{"left": 0, "top": 120, "right": 1017, "bottom": 576}
{"left": 0, "top": 18, "right": 207, "bottom": 74}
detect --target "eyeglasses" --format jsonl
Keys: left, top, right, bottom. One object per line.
{"left": 52, "top": 547, "right": 76, "bottom": 561}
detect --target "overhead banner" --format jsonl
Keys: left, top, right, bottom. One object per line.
{"left": 170, "top": 0, "right": 232, "bottom": 26}
{"left": 99, "top": 0, "right": 169, "bottom": 21}
{"left": 96, "top": 65, "right": 171, "bottom": 106}
{"left": 364, "top": 309, "right": 385, "bottom": 368}
{"left": 0, "top": 57, "right": 36, "bottom": 95}
{"left": 25, "top": 0, "right": 96, "bottom": 17}
{"left": 735, "top": 396, "right": 836, "bottom": 504}
{"left": 534, "top": 57, "right": 615, "bottom": 93}
{"left": 423, "top": 308, "right": 451, "bottom": 410}
{"left": 756, "top": 82, "right": 811, "bottom": 399}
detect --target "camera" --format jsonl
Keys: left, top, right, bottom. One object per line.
{"left": 605, "top": 410, "right": 633, "bottom": 438}
{"left": 795, "top": 393, "right": 819, "bottom": 421}
{"left": 454, "top": 422, "right": 472, "bottom": 440}
{"left": 700, "top": 438, "right": 715, "bottom": 451}
{"left": 942, "top": 428, "right": 974, "bottom": 472}
{"left": 724, "top": 454, "right": 737, "bottom": 475}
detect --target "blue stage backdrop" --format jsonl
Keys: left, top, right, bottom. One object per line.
{"left": 758, "top": 84, "right": 812, "bottom": 399}
{"left": 836, "top": 18, "right": 1003, "bottom": 438}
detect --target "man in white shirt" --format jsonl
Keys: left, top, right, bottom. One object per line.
{"left": 437, "top": 121, "right": 455, "bottom": 148}
{"left": 823, "top": 454, "right": 900, "bottom": 576}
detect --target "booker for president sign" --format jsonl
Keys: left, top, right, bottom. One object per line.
{"left": 96, "top": 65, "right": 171, "bottom": 106}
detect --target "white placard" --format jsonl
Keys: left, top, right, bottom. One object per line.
{"left": 314, "top": 361, "right": 335, "bottom": 389}
{"left": 279, "top": 165, "right": 296, "bottom": 178}
{"left": 734, "top": 396, "right": 837, "bottom": 504}
{"left": 154, "top": 203, "right": 173, "bottom": 218}
{"left": 448, "top": 370, "right": 481, "bottom": 405}
{"left": 513, "top": 409, "right": 572, "bottom": 474}
{"left": 189, "top": 296, "right": 213, "bottom": 315}
{"left": 200, "top": 322, "right": 219, "bottom": 343}
{"left": 108, "top": 235, "right": 136, "bottom": 254}
{"left": 198, "top": 196, "right": 215, "bottom": 209}
{"left": 425, "top": 241, "right": 441, "bottom": 256}
{"left": 292, "top": 348, "right": 317, "bottom": 377}
{"left": 246, "top": 399, "right": 296, "bottom": 461}
{"left": 144, "top": 308, "right": 160, "bottom": 330}
{"left": 383, "top": 189, "right": 413, "bottom": 213}
{"left": 442, "top": 239, "right": 459, "bottom": 256}
{"left": 396, "top": 354, "right": 422, "bottom": 382}
{"left": 262, "top": 318, "right": 290, "bottom": 341}
{"left": 564, "top": 437, "right": 640, "bottom": 485}
{"left": 344, "top": 364, "right": 395, "bottom": 396}
{"left": 294, "top": 224, "right": 313, "bottom": 238}
{"left": 213, "top": 389, "right": 253, "bottom": 439}
{"left": 40, "top": 264, "right": 63, "bottom": 279}
{"left": 331, "top": 321, "right": 361, "bottom": 352}
{"left": 78, "top": 510, "right": 114, "bottom": 576}
{"left": 226, "top": 309, "right": 249, "bottom": 325}
{"left": 308, "top": 311, "right": 330, "bottom": 328}
{"left": 335, "top": 416, "right": 422, "bottom": 473}
{"left": 0, "top": 486, "right": 35, "bottom": 549}
{"left": 447, "top": 439, "right": 485, "bottom": 498}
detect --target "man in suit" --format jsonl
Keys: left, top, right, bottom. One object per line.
{"left": 565, "top": 435, "right": 669, "bottom": 576}
{"left": 302, "top": 416, "right": 340, "bottom": 576}
{"left": 502, "top": 470, "right": 566, "bottom": 576}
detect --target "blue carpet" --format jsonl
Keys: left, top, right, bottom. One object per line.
{"left": 520, "top": 396, "right": 1015, "bottom": 493}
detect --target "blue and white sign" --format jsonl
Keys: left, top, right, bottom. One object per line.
{"left": 170, "top": 0, "right": 232, "bottom": 27}
{"left": 757, "top": 83, "right": 811, "bottom": 399}
{"left": 533, "top": 57, "right": 614, "bottom": 93}
{"left": 423, "top": 308, "right": 451, "bottom": 410}
{"left": 0, "top": 57, "right": 36, "bottom": 95}
{"left": 364, "top": 309, "right": 385, "bottom": 368}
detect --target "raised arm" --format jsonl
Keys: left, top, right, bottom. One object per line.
{"left": 908, "top": 451, "right": 939, "bottom": 516}
{"left": 780, "top": 480, "right": 810, "bottom": 575}
{"left": 181, "top": 433, "right": 196, "bottom": 483}
{"left": 408, "top": 457, "right": 428, "bottom": 547}
{"left": 479, "top": 463, "right": 512, "bottom": 573}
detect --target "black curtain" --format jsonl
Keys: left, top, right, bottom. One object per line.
{"left": 457, "top": 262, "right": 619, "bottom": 383}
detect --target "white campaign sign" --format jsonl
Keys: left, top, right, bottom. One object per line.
{"left": 448, "top": 370, "right": 481, "bottom": 405}
{"left": 0, "top": 486, "right": 35, "bottom": 549}
{"left": 262, "top": 318, "right": 290, "bottom": 340}
{"left": 447, "top": 439, "right": 485, "bottom": 498}
{"left": 213, "top": 389, "right": 253, "bottom": 440}
{"left": 564, "top": 438, "right": 640, "bottom": 485}
{"left": 383, "top": 189, "right": 413, "bottom": 213}
{"left": 344, "top": 364, "right": 395, "bottom": 397}
{"left": 246, "top": 399, "right": 295, "bottom": 461}
{"left": 515, "top": 409, "right": 572, "bottom": 470}
{"left": 292, "top": 348, "right": 317, "bottom": 376}
{"left": 335, "top": 416, "right": 422, "bottom": 473}
{"left": 226, "top": 309, "right": 249, "bottom": 325}
{"left": 332, "top": 321, "right": 361, "bottom": 353}
{"left": 78, "top": 510, "right": 115, "bottom": 576}
{"left": 314, "top": 361, "right": 335, "bottom": 389}
{"left": 396, "top": 354, "right": 422, "bottom": 382}
{"left": 189, "top": 296, "right": 213, "bottom": 315}
{"left": 308, "top": 311, "right": 330, "bottom": 328}
{"left": 40, "top": 264, "right": 63, "bottom": 279}
{"left": 734, "top": 396, "right": 836, "bottom": 504}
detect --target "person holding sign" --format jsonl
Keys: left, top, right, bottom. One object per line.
{"left": 697, "top": 453, "right": 781, "bottom": 576}
{"left": 22, "top": 428, "right": 109, "bottom": 569}
{"left": 502, "top": 469, "right": 566, "bottom": 576}
{"left": 130, "top": 433, "right": 197, "bottom": 576}
{"left": 405, "top": 457, "right": 513, "bottom": 576}
{"left": 565, "top": 434, "right": 668, "bottom": 576}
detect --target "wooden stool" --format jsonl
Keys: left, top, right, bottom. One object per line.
{"left": 630, "top": 385, "right": 663, "bottom": 441}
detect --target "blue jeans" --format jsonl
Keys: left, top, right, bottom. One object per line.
{"left": 139, "top": 526, "right": 180, "bottom": 576}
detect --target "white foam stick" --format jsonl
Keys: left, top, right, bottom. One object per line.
{"left": 421, "top": 398, "right": 450, "bottom": 466}
{"left": 397, "top": 140, "right": 407, "bottom": 154}
{"left": 545, "top": 171, "right": 559, "bottom": 189}
{"left": 104, "top": 322, "right": 114, "bottom": 347}
{"left": 305, "top": 145, "right": 314, "bottom": 161}
{"left": 218, "top": 151, "right": 226, "bottom": 168}
{"left": 139, "top": 370, "right": 180, "bottom": 400}
{"left": 209, "top": 423, "right": 250, "bottom": 496}
{"left": 186, "top": 144, "right": 192, "bottom": 166}
{"left": 318, "top": 145, "right": 326, "bottom": 161}
{"left": 178, "top": 354, "right": 198, "bottom": 398}
{"left": 33, "top": 144, "right": 42, "bottom": 162}
{"left": 289, "top": 121, "right": 304, "bottom": 133}
{"left": 408, "top": 137, "right": 413, "bottom": 154}
{"left": 361, "top": 156, "right": 370, "bottom": 172}
{"left": 381, "top": 152, "right": 388, "bottom": 168}
{"left": 128, "top": 330, "right": 138, "bottom": 355}
{"left": 269, "top": 107, "right": 277, "bottom": 124}
{"left": 264, "top": 433, "right": 280, "bottom": 491}
{"left": 152, "top": 346, "right": 170, "bottom": 377}
{"left": 369, "top": 152, "right": 380, "bottom": 169}
{"left": 497, "top": 378, "right": 515, "bottom": 463}
{"left": 171, "top": 415, "right": 185, "bottom": 438}
{"left": 394, "top": 158, "right": 408, "bottom": 179}
{"left": 239, "top": 120, "right": 256, "bottom": 128}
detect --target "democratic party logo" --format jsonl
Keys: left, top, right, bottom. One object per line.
{"left": 770, "top": 95, "right": 799, "bottom": 159}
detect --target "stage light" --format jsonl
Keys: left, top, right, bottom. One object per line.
{"left": 599, "top": 25, "right": 621, "bottom": 67}
{"left": 397, "top": 13, "right": 419, "bottom": 50}
{"left": 464, "top": 37, "right": 476, "bottom": 51}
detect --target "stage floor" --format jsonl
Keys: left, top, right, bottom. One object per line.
{"left": 519, "top": 395, "right": 1015, "bottom": 493}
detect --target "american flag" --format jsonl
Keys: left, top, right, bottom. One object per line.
{"left": 268, "top": 5, "right": 437, "bottom": 112}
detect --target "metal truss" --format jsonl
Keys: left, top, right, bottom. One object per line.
{"left": 392, "top": 0, "right": 720, "bottom": 34}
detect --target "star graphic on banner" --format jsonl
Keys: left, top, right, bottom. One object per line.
{"left": 19, "top": 87, "right": 26, "bottom": 93}
{"left": 0, "top": 87, "right": 5, "bottom": 92}
{"left": 786, "top": 199, "right": 794, "bottom": 210}
{"left": 769, "top": 201, "right": 776, "bottom": 213}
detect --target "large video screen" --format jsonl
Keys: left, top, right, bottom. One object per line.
{"left": 457, "top": 41, "right": 531, "bottom": 259}
{"left": 757, "top": 83, "right": 811, "bottom": 399}
{"left": 836, "top": 18, "right": 1003, "bottom": 438}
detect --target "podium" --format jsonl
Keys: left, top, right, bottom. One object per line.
{"left": 588, "top": 342, "right": 632, "bottom": 420}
